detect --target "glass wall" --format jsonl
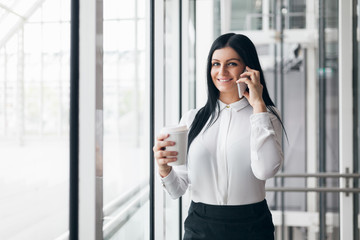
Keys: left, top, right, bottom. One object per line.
{"left": 102, "top": 0, "right": 149, "bottom": 239}
{"left": 0, "top": 0, "right": 70, "bottom": 239}
{"left": 270, "top": 0, "right": 340, "bottom": 238}
{"left": 1, "top": 0, "right": 358, "bottom": 239}
{"left": 231, "top": 0, "right": 263, "bottom": 30}
{"left": 287, "top": 0, "right": 306, "bottom": 29}
{"left": 229, "top": 0, "right": 307, "bottom": 31}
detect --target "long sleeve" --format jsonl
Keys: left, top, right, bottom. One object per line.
{"left": 250, "top": 110, "right": 283, "bottom": 180}
{"left": 158, "top": 164, "right": 189, "bottom": 199}
{"left": 157, "top": 109, "right": 197, "bottom": 199}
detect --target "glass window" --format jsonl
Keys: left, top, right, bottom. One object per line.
{"left": 0, "top": 0, "right": 70, "bottom": 239}
{"left": 209, "top": 0, "right": 340, "bottom": 239}
{"left": 287, "top": 0, "right": 306, "bottom": 29}
{"left": 102, "top": 0, "right": 149, "bottom": 239}
{"left": 231, "top": 0, "right": 263, "bottom": 30}
{"left": 229, "top": 0, "right": 306, "bottom": 31}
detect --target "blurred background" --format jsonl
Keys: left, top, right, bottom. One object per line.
{"left": 0, "top": 0, "right": 359, "bottom": 239}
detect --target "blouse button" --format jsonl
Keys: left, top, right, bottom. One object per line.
{"left": 226, "top": 105, "right": 230, "bottom": 108}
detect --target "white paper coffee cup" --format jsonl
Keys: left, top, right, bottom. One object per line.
{"left": 161, "top": 125, "right": 188, "bottom": 166}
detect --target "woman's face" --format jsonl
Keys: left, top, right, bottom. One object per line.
{"left": 211, "top": 47, "right": 246, "bottom": 100}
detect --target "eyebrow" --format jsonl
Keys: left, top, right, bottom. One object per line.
{"left": 212, "top": 58, "right": 242, "bottom": 62}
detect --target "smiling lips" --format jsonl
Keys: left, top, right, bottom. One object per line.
{"left": 218, "top": 78, "right": 233, "bottom": 82}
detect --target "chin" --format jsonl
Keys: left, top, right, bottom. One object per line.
{"left": 217, "top": 87, "right": 237, "bottom": 95}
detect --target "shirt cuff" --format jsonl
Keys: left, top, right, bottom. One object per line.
{"left": 158, "top": 168, "right": 177, "bottom": 188}
{"left": 250, "top": 112, "right": 272, "bottom": 128}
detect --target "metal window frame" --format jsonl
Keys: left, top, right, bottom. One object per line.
{"left": 318, "top": 1, "right": 327, "bottom": 239}
{"left": 179, "top": 1, "right": 197, "bottom": 238}
{"left": 352, "top": 1, "right": 359, "bottom": 239}
{"left": 305, "top": 1, "right": 318, "bottom": 239}
{"left": 150, "top": 0, "right": 155, "bottom": 240}
{"left": 179, "top": 0, "right": 183, "bottom": 238}
{"left": 153, "top": 1, "right": 166, "bottom": 240}
{"left": 338, "top": 1, "right": 354, "bottom": 240}
{"left": 77, "top": 0, "right": 103, "bottom": 239}
{"left": 69, "top": 0, "right": 79, "bottom": 239}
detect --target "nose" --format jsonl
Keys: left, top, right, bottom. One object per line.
{"left": 219, "top": 65, "right": 228, "bottom": 76}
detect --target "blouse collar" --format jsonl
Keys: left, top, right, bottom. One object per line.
{"left": 218, "top": 98, "right": 250, "bottom": 112}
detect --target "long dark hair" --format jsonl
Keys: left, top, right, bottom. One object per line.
{"left": 188, "top": 33, "right": 285, "bottom": 148}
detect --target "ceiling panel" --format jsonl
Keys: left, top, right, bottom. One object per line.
{"left": 0, "top": 0, "right": 46, "bottom": 47}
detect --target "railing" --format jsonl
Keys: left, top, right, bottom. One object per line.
{"left": 266, "top": 172, "right": 360, "bottom": 193}
{"left": 103, "top": 180, "right": 149, "bottom": 239}
{"left": 55, "top": 173, "right": 359, "bottom": 239}
{"left": 55, "top": 180, "right": 149, "bottom": 240}
{"left": 265, "top": 172, "right": 360, "bottom": 239}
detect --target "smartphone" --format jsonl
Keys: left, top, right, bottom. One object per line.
{"left": 237, "top": 69, "right": 248, "bottom": 98}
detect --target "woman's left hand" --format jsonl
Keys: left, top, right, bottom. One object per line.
{"left": 236, "top": 66, "right": 266, "bottom": 113}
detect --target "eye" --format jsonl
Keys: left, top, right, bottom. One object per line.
{"left": 212, "top": 62, "right": 220, "bottom": 67}
{"left": 228, "top": 62, "right": 238, "bottom": 66}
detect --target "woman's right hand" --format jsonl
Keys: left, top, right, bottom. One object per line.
{"left": 153, "top": 133, "right": 178, "bottom": 178}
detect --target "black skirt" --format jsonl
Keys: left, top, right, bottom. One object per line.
{"left": 183, "top": 199, "right": 275, "bottom": 240}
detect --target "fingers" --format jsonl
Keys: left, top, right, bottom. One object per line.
{"left": 236, "top": 77, "right": 251, "bottom": 85}
{"left": 237, "top": 67, "right": 261, "bottom": 89}
{"left": 155, "top": 150, "right": 178, "bottom": 167}
{"left": 157, "top": 157, "right": 178, "bottom": 165}
{"left": 237, "top": 66, "right": 264, "bottom": 104}
{"left": 240, "top": 66, "right": 260, "bottom": 83}
{"left": 242, "top": 90, "right": 250, "bottom": 99}
{"left": 156, "top": 133, "right": 169, "bottom": 141}
{"left": 154, "top": 150, "right": 178, "bottom": 159}
{"left": 153, "top": 133, "right": 178, "bottom": 167}
{"left": 153, "top": 139, "right": 175, "bottom": 152}
{"left": 240, "top": 71, "right": 258, "bottom": 82}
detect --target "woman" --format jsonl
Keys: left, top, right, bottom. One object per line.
{"left": 153, "top": 33, "right": 284, "bottom": 240}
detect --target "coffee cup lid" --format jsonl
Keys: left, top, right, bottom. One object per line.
{"left": 161, "top": 124, "right": 188, "bottom": 133}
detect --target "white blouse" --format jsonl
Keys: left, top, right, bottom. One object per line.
{"left": 159, "top": 98, "right": 283, "bottom": 205}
